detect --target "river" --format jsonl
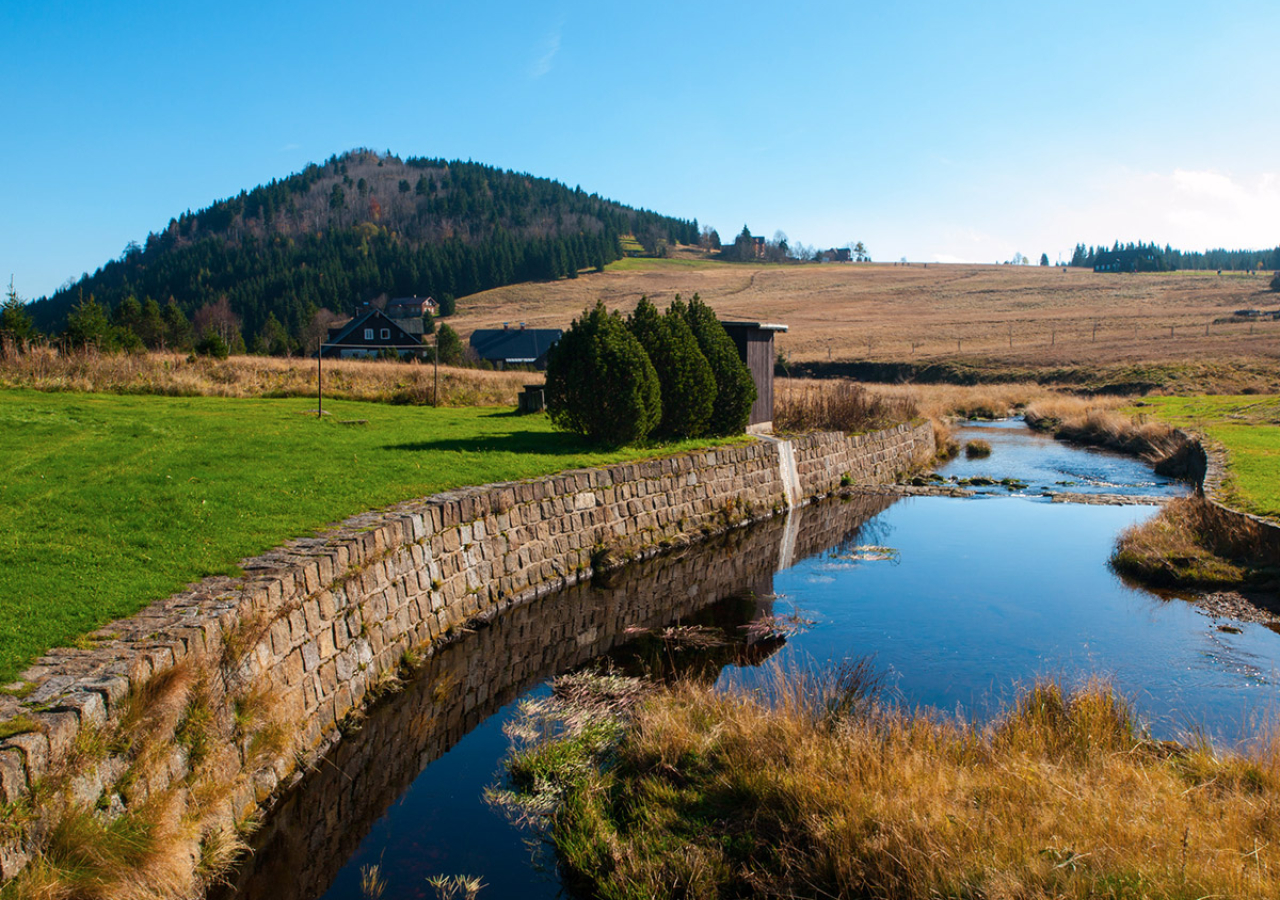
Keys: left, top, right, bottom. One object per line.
{"left": 217, "top": 420, "right": 1280, "bottom": 900}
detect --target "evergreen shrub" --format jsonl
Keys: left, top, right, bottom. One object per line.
{"left": 546, "top": 301, "right": 661, "bottom": 446}
{"left": 626, "top": 296, "right": 715, "bottom": 439}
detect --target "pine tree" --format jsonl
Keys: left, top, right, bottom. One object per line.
{"left": 1, "top": 278, "right": 36, "bottom": 346}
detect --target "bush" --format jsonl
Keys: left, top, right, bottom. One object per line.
{"left": 964, "top": 439, "right": 992, "bottom": 458}
{"left": 546, "top": 301, "right": 661, "bottom": 446}
{"left": 1271, "top": 271, "right": 1280, "bottom": 292}
{"left": 194, "top": 330, "right": 230, "bottom": 359}
{"left": 681, "top": 294, "right": 755, "bottom": 435}
{"left": 435, "top": 323, "right": 463, "bottom": 366}
{"left": 627, "top": 296, "right": 715, "bottom": 439}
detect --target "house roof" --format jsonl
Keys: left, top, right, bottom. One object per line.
{"left": 323, "top": 308, "right": 422, "bottom": 350}
{"left": 469, "top": 328, "right": 563, "bottom": 363}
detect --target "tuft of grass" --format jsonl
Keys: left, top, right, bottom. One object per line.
{"left": 932, "top": 419, "right": 959, "bottom": 460}
{"left": 502, "top": 669, "right": 1280, "bottom": 900}
{"left": 0, "top": 715, "right": 39, "bottom": 741}
{"left": 774, "top": 379, "right": 917, "bottom": 434}
{"left": 1111, "top": 495, "right": 1259, "bottom": 588}
{"left": 963, "top": 438, "right": 992, "bottom": 458}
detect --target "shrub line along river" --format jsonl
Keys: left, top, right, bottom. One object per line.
{"left": 216, "top": 419, "right": 1280, "bottom": 900}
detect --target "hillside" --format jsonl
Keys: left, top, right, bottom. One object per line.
{"left": 453, "top": 259, "right": 1280, "bottom": 392}
{"left": 26, "top": 149, "right": 698, "bottom": 346}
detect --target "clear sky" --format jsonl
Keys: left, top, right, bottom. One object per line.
{"left": 3, "top": 0, "right": 1277, "bottom": 298}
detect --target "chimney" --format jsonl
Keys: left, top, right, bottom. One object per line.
{"left": 519, "top": 322, "right": 526, "bottom": 330}
{"left": 503, "top": 322, "right": 509, "bottom": 330}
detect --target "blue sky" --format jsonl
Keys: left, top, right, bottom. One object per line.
{"left": 3, "top": 0, "right": 1277, "bottom": 298}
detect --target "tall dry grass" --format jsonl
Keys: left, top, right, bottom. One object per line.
{"left": 774, "top": 379, "right": 918, "bottom": 433}
{"left": 0, "top": 347, "right": 537, "bottom": 407}
{"left": 506, "top": 669, "right": 1280, "bottom": 900}
{"left": 1112, "top": 495, "right": 1272, "bottom": 588}
{"left": 1024, "top": 396, "right": 1183, "bottom": 462}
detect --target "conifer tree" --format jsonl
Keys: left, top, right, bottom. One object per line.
{"left": 1, "top": 278, "right": 36, "bottom": 347}
{"left": 627, "top": 296, "right": 715, "bottom": 439}
{"left": 682, "top": 294, "right": 755, "bottom": 435}
{"left": 546, "top": 301, "right": 661, "bottom": 446}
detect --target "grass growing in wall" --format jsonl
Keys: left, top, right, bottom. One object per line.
{"left": 0, "top": 390, "right": 743, "bottom": 684}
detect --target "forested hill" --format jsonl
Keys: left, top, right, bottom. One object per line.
{"left": 28, "top": 149, "right": 698, "bottom": 346}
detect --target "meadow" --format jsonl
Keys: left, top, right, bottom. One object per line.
{"left": 1136, "top": 394, "right": 1280, "bottom": 519}
{"left": 455, "top": 258, "right": 1280, "bottom": 392}
{"left": 0, "top": 390, "right": 735, "bottom": 685}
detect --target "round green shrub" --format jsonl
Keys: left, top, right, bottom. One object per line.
{"left": 546, "top": 301, "right": 661, "bottom": 446}
{"left": 627, "top": 296, "right": 715, "bottom": 439}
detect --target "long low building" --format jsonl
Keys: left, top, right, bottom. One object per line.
{"left": 469, "top": 325, "right": 563, "bottom": 369}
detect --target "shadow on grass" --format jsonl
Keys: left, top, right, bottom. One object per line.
{"left": 385, "top": 432, "right": 600, "bottom": 455}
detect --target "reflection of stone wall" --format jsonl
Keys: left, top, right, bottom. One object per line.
{"left": 218, "top": 492, "right": 897, "bottom": 900}
{"left": 0, "top": 426, "right": 926, "bottom": 882}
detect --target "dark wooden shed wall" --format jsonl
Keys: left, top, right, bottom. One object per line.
{"left": 722, "top": 324, "right": 776, "bottom": 427}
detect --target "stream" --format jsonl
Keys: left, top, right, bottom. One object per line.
{"left": 217, "top": 420, "right": 1280, "bottom": 900}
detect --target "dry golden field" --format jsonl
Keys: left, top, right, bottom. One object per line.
{"left": 0, "top": 348, "right": 535, "bottom": 406}
{"left": 453, "top": 258, "right": 1280, "bottom": 391}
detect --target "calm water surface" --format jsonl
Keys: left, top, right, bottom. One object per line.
{"left": 221, "top": 422, "right": 1277, "bottom": 900}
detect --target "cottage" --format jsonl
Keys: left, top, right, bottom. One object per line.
{"left": 385, "top": 296, "right": 437, "bottom": 338}
{"left": 320, "top": 307, "right": 422, "bottom": 359}
{"left": 469, "top": 324, "right": 563, "bottom": 369}
{"left": 720, "top": 321, "right": 788, "bottom": 433}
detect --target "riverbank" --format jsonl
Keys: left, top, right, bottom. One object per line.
{"left": 0, "top": 390, "right": 738, "bottom": 685}
{"left": 501, "top": 670, "right": 1280, "bottom": 900}
{"left": 0, "top": 419, "right": 934, "bottom": 894}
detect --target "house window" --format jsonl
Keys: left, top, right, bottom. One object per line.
{"left": 364, "top": 328, "right": 374, "bottom": 340}
{"left": 381, "top": 328, "right": 390, "bottom": 340}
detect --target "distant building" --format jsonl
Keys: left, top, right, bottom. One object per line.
{"left": 385, "top": 296, "right": 437, "bottom": 338}
{"left": 819, "top": 248, "right": 852, "bottom": 263}
{"left": 321, "top": 307, "right": 422, "bottom": 359}
{"left": 469, "top": 324, "right": 563, "bottom": 369}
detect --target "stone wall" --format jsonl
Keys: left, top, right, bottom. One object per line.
{"left": 218, "top": 492, "right": 898, "bottom": 900}
{"left": 1193, "top": 434, "right": 1280, "bottom": 563}
{"left": 0, "top": 423, "right": 933, "bottom": 887}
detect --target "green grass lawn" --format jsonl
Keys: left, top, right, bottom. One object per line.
{"left": 1136, "top": 395, "right": 1280, "bottom": 519}
{"left": 0, "top": 390, "right": 739, "bottom": 684}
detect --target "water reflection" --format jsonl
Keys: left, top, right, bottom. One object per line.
{"left": 218, "top": 494, "right": 897, "bottom": 900}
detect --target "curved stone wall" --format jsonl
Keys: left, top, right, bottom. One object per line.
{"left": 0, "top": 422, "right": 934, "bottom": 887}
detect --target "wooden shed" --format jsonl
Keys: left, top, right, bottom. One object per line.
{"left": 720, "top": 321, "right": 788, "bottom": 433}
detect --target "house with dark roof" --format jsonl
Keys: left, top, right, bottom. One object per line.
{"left": 469, "top": 325, "right": 563, "bottom": 369}
{"left": 385, "top": 296, "right": 437, "bottom": 338}
{"left": 320, "top": 307, "right": 423, "bottom": 359}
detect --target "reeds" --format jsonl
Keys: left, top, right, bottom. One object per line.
{"left": 964, "top": 438, "right": 992, "bottom": 458}
{"left": 774, "top": 378, "right": 917, "bottom": 433}
{"left": 503, "top": 668, "right": 1280, "bottom": 900}
{"left": 0, "top": 346, "right": 535, "bottom": 406}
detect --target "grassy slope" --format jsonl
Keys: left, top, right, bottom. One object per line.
{"left": 0, "top": 390, "right": 737, "bottom": 684}
{"left": 452, "top": 259, "right": 1280, "bottom": 391}
{"left": 1137, "top": 395, "right": 1280, "bottom": 518}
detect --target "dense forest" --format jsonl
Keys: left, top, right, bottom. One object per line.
{"left": 1068, "top": 241, "right": 1280, "bottom": 273}
{"left": 24, "top": 149, "right": 698, "bottom": 351}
